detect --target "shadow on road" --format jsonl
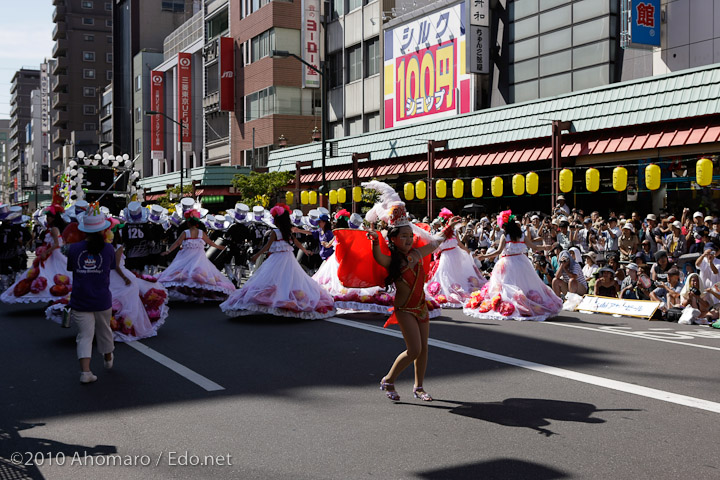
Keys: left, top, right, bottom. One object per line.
{"left": 416, "top": 458, "right": 570, "bottom": 480}
{"left": 0, "top": 419, "right": 117, "bottom": 480}
{"left": 399, "top": 397, "right": 640, "bottom": 437}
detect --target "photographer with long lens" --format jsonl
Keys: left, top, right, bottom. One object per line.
{"left": 534, "top": 253, "right": 555, "bottom": 286}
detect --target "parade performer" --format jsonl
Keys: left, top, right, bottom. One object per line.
{"left": 157, "top": 209, "right": 235, "bottom": 301}
{"left": 335, "top": 181, "right": 459, "bottom": 402}
{"left": 1, "top": 187, "right": 74, "bottom": 304}
{"left": 220, "top": 203, "right": 336, "bottom": 319}
{"left": 464, "top": 210, "right": 562, "bottom": 321}
{"left": 425, "top": 207, "right": 487, "bottom": 308}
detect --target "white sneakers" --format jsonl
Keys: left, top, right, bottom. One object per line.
{"left": 79, "top": 371, "right": 97, "bottom": 384}
{"left": 104, "top": 353, "right": 114, "bottom": 369}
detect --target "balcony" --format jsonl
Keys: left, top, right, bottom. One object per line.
{"left": 9, "top": 103, "right": 19, "bottom": 117}
{"left": 52, "top": 74, "right": 68, "bottom": 93}
{"left": 52, "top": 21, "right": 66, "bottom": 40}
{"left": 52, "top": 38, "right": 67, "bottom": 57}
{"left": 52, "top": 55, "right": 67, "bottom": 75}
{"left": 52, "top": 4, "right": 66, "bottom": 22}
{"left": 51, "top": 92, "right": 69, "bottom": 110}
{"left": 52, "top": 110, "right": 69, "bottom": 127}
{"left": 203, "top": 92, "right": 220, "bottom": 109}
{"left": 52, "top": 146, "right": 63, "bottom": 162}
{"left": 52, "top": 128, "right": 69, "bottom": 145}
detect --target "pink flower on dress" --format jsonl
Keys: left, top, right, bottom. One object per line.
{"left": 427, "top": 281, "right": 441, "bottom": 296}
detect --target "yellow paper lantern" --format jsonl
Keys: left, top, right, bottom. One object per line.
{"left": 403, "top": 182, "right": 415, "bottom": 201}
{"left": 452, "top": 179, "right": 464, "bottom": 198}
{"left": 309, "top": 190, "right": 318, "bottom": 204}
{"left": 285, "top": 191, "right": 294, "bottom": 205}
{"left": 512, "top": 174, "right": 525, "bottom": 196}
{"left": 352, "top": 186, "right": 362, "bottom": 203}
{"left": 526, "top": 172, "right": 538, "bottom": 195}
{"left": 300, "top": 190, "right": 309, "bottom": 205}
{"left": 415, "top": 180, "right": 426, "bottom": 200}
{"left": 471, "top": 178, "right": 483, "bottom": 197}
{"left": 337, "top": 188, "right": 347, "bottom": 203}
{"left": 559, "top": 168, "right": 573, "bottom": 193}
{"left": 645, "top": 164, "right": 661, "bottom": 191}
{"left": 585, "top": 168, "right": 600, "bottom": 193}
{"left": 436, "top": 179, "right": 447, "bottom": 199}
{"left": 696, "top": 158, "right": 713, "bottom": 186}
{"left": 491, "top": 176, "right": 503, "bottom": 197}
{"left": 613, "top": 166, "right": 627, "bottom": 191}
{"left": 329, "top": 189, "right": 338, "bottom": 205}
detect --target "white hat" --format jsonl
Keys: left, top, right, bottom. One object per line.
{"left": 180, "top": 198, "right": 195, "bottom": 212}
{"left": 78, "top": 209, "right": 111, "bottom": 233}
{"left": 307, "top": 209, "right": 321, "bottom": 228}
{"left": 252, "top": 206, "right": 265, "bottom": 221}
{"left": 0, "top": 204, "right": 9, "bottom": 219}
{"left": 531, "top": 215, "right": 540, "bottom": 221}
{"left": 5, "top": 206, "right": 23, "bottom": 221}
{"left": 212, "top": 214, "right": 230, "bottom": 231}
{"left": 622, "top": 223, "right": 634, "bottom": 232}
{"left": 693, "top": 211, "right": 703, "bottom": 218}
{"left": 124, "top": 201, "right": 148, "bottom": 223}
{"left": 204, "top": 214, "right": 216, "bottom": 228}
{"left": 12, "top": 214, "right": 31, "bottom": 226}
{"left": 317, "top": 207, "right": 330, "bottom": 216}
{"left": 229, "top": 203, "right": 249, "bottom": 223}
{"left": 291, "top": 209, "right": 304, "bottom": 226}
{"left": 626, "top": 262, "right": 639, "bottom": 272}
{"left": 168, "top": 210, "right": 183, "bottom": 227}
{"left": 148, "top": 205, "right": 166, "bottom": 223}
{"left": 348, "top": 213, "right": 363, "bottom": 229}
{"left": 672, "top": 220, "right": 682, "bottom": 229}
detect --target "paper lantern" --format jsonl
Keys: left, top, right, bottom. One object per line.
{"left": 585, "top": 168, "right": 600, "bottom": 193}
{"left": 309, "top": 190, "right": 318, "bottom": 204}
{"left": 352, "top": 186, "right": 362, "bottom": 203}
{"left": 404, "top": 182, "right": 415, "bottom": 201}
{"left": 491, "top": 177, "right": 503, "bottom": 197}
{"left": 559, "top": 168, "right": 573, "bottom": 193}
{"left": 471, "top": 178, "right": 483, "bottom": 197}
{"left": 645, "top": 164, "right": 661, "bottom": 191}
{"left": 696, "top": 158, "right": 713, "bottom": 186}
{"left": 329, "top": 189, "right": 338, "bottom": 205}
{"left": 285, "top": 191, "right": 294, "bottom": 205}
{"left": 452, "top": 179, "right": 464, "bottom": 198}
{"left": 436, "top": 179, "right": 447, "bottom": 199}
{"left": 337, "top": 188, "right": 347, "bottom": 203}
{"left": 613, "top": 166, "right": 627, "bottom": 191}
{"left": 512, "top": 174, "right": 525, "bottom": 196}
{"left": 526, "top": 172, "right": 538, "bottom": 195}
{"left": 301, "top": 190, "right": 309, "bottom": 205}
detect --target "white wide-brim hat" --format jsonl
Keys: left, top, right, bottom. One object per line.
{"left": 78, "top": 211, "right": 111, "bottom": 233}
{"left": 307, "top": 209, "right": 320, "bottom": 227}
{"left": 348, "top": 213, "right": 363, "bottom": 229}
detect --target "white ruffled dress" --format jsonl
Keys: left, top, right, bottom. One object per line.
{"left": 425, "top": 237, "right": 487, "bottom": 308}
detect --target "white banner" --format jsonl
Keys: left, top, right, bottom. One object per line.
{"left": 466, "top": 0, "right": 490, "bottom": 74}
{"left": 301, "top": 0, "right": 321, "bottom": 88}
{"left": 576, "top": 295, "right": 662, "bottom": 319}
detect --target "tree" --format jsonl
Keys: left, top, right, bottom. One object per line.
{"left": 231, "top": 171, "right": 294, "bottom": 207}
{"left": 155, "top": 185, "right": 194, "bottom": 210}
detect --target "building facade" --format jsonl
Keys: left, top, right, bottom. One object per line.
{"left": 8, "top": 69, "right": 41, "bottom": 206}
{"left": 51, "top": 0, "right": 113, "bottom": 164}
{"left": 0, "top": 120, "right": 10, "bottom": 204}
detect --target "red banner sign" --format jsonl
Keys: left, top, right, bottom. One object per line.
{"left": 150, "top": 70, "right": 164, "bottom": 159}
{"left": 219, "top": 37, "right": 235, "bottom": 112}
{"left": 177, "top": 52, "right": 192, "bottom": 151}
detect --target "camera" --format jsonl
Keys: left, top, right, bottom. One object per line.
{"left": 690, "top": 287, "right": 701, "bottom": 296}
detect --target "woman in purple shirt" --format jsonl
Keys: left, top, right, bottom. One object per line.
{"left": 314, "top": 214, "right": 335, "bottom": 261}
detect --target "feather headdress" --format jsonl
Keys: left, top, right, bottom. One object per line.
{"left": 362, "top": 180, "right": 410, "bottom": 228}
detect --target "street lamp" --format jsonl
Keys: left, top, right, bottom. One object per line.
{"left": 145, "top": 110, "right": 187, "bottom": 198}
{"left": 271, "top": 49, "right": 327, "bottom": 202}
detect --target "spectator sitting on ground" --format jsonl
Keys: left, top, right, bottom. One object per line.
{"left": 679, "top": 273, "right": 719, "bottom": 324}
{"left": 582, "top": 251, "right": 599, "bottom": 292}
{"left": 595, "top": 266, "right": 619, "bottom": 298}
{"left": 606, "top": 253, "right": 626, "bottom": 283}
{"left": 533, "top": 253, "right": 555, "bottom": 286}
{"left": 651, "top": 250, "right": 671, "bottom": 281}
{"left": 619, "top": 263, "right": 650, "bottom": 300}
{"left": 552, "top": 250, "right": 588, "bottom": 298}
{"left": 650, "top": 267, "right": 683, "bottom": 312}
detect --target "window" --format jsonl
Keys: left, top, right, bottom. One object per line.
{"left": 347, "top": 116, "right": 362, "bottom": 135}
{"left": 84, "top": 123, "right": 97, "bottom": 131}
{"left": 105, "top": 2, "right": 112, "bottom": 11}
{"left": 328, "top": 52, "right": 343, "bottom": 88}
{"left": 348, "top": 0, "right": 362, "bottom": 12}
{"left": 106, "top": 19, "right": 112, "bottom": 27}
{"left": 83, "top": 86, "right": 96, "bottom": 97}
{"left": 250, "top": 29, "right": 275, "bottom": 63}
{"left": 83, "top": 69, "right": 96, "bottom": 79}
{"left": 365, "top": 111, "right": 380, "bottom": 132}
{"left": 347, "top": 44, "right": 361, "bottom": 82}
{"left": 161, "top": 0, "right": 185, "bottom": 12}
{"left": 82, "top": 18, "right": 94, "bottom": 25}
{"left": 136, "top": 138, "right": 141, "bottom": 154}
{"left": 106, "top": 70, "right": 113, "bottom": 80}
{"left": 83, "top": 105, "right": 96, "bottom": 115}
{"left": 83, "top": 51, "right": 95, "bottom": 62}
{"left": 106, "top": 53, "right": 112, "bottom": 63}
{"left": 107, "top": 35, "right": 113, "bottom": 44}
{"left": 365, "top": 37, "right": 379, "bottom": 77}
{"left": 245, "top": 86, "right": 275, "bottom": 121}
{"left": 135, "top": 107, "right": 141, "bottom": 123}
{"left": 81, "top": 1, "right": 93, "bottom": 8}
{"left": 135, "top": 75, "right": 141, "bottom": 91}
{"left": 84, "top": 34, "right": 95, "bottom": 42}
{"left": 330, "top": 0, "right": 344, "bottom": 19}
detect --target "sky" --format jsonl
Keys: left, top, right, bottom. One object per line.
{"left": 0, "top": 1, "right": 55, "bottom": 118}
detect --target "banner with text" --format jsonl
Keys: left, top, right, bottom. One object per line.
{"left": 301, "top": 0, "right": 321, "bottom": 88}
{"left": 466, "top": 0, "right": 490, "bottom": 74}
{"left": 383, "top": 2, "right": 474, "bottom": 128}
{"left": 576, "top": 295, "right": 662, "bottom": 319}
{"left": 177, "top": 52, "right": 192, "bottom": 151}
{"left": 219, "top": 37, "right": 235, "bottom": 111}
{"left": 150, "top": 70, "right": 164, "bottom": 160}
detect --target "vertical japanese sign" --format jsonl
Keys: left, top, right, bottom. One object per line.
{"left": 383, "top": 2, "right": 474, "bottom": 128}
{"left": 466, "top": 0, "right": 490, "bottom": 74}
{"left": 150, "top": 70, "right": 164, "bottom": 160}
{"left": 177, "top": 52, "right": 192, "bottom": 151}
{"left": 622, "top": 0, "right": 660, "bottom": 48}
{"left": 301, "top": 0, "right": 320, "bottom": 88}
{"left": 219, "top": 37, "right": 235, "bottom": 112}
{"left": 40, "top": 63, "right": 49, "bottom": 134}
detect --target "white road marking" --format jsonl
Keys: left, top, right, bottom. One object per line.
{"left": 127, "top": 341, "right": 225, "bottom": 392}
{"left": 543, "top": 322, "right": 720, "bottom": 351}
{"left": 326, "top": 317, "right": 720, "bottom": 414}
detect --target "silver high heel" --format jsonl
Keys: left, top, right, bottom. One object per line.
{"left": 413, "top": 386, "right": 433, "bottom": 402}
{"left": 380, "top": 378, "right": 400, "bottom": 401}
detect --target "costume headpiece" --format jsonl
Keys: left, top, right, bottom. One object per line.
{"left": 183, "top": 209, "right": 201, "bottom": 220}
{"left": 45, "top": 185, "right": 65, "bottom": 215}
{"left": 497, "top": 209, "right": 516, "bottom": 228}
{"left": 362, "top": 180, "right": 411, "bottom": 228}
{"left": 335, "top": 209, "right": 351, "bottom": 221}
{"left": 270, "top": 203, "right": 291, "bottom": 217}
{"left": 438, "top": 208, "right": 453, "bottom": 223}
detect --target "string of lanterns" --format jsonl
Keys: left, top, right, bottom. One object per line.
{"left": 62, "top": 151, "right": 140, "bottom": 204}
{"left": 290, "top": 158, "right": 715, "bottom": 205}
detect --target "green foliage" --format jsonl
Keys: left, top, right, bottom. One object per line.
{"left": 359, "top": 181, "right": 381, "bottom": 214}
{"left": 231, "top": 171, "right": 294, "bottom": 207}
{"left": 155, "top": 185, "right": 194, "bottom": 210}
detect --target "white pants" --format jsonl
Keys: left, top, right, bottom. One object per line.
{"left": 72, "top": 308, "right": 114, "bottom": 359}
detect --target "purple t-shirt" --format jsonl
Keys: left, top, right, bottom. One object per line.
{"left": 67, "top": 241, "right": 116, "bottom": 312}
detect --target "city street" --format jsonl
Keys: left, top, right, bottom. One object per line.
{"left": 2, "top": 302, "right": 719, "bottom": 479}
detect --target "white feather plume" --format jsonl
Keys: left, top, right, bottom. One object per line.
{"left": 362, "top": 180, "right": 403, "bottom": 224}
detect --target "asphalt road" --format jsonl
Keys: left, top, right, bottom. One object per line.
{"left": 1, "top": 300, "right": 719, "bottom": 480}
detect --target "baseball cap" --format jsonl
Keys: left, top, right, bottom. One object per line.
{"left": 557, "top": 195, "right": 565, "bottom": 201}
{"left": 672, "top": 220, "right": 682, "bottom": 228}
{"left": 646, "top": 213, "right": 657, "bottom": 221}
{"left": 704, "top": 215, "right": 714, "bottom": 222}
{"left": 693, "top": 211, "right": 703, "bottom": 218}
